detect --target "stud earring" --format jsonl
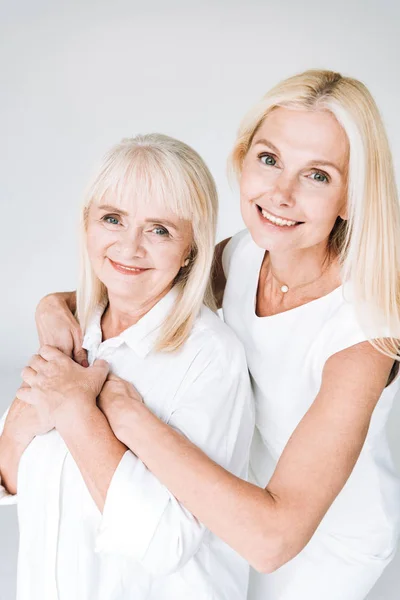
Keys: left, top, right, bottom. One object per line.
{"left": 183, "top": 258, "right": 190, "bottom": 267}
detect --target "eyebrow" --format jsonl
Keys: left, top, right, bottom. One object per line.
{"left": 97, "top": 204, "right": 180, "bottom": 230}
{"left": 253, "top": 138, "right": 344, "bottom": 175}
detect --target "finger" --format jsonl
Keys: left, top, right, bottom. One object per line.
{"left": 106, "top": 372, "right": 123, "bottom": 382}
{"left": 15, "top": 386, "right": 34, "bottom": 404}
{"left": 90, "top": 359, "right": 110, "bottom": 391}
{"left": 70, "top": 325, "right": 87, "bottom": 366}
{"left": 74, "top": 347, "right": 89, "bottom": 368}
{"left": 21, "top": 366, "right": 37, "bottom": 387}
{"left": 39, "top": 345, "right": 65, "bottom": 362}
{"left": 28, "top": 354, "right": 49, "bottom": 372}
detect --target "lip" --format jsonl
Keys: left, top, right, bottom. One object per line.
{"left": 108, "top": 258, "right": 150, "bottom": 275}
{"left": 255, "top": 204, "right": 303, "bottom": 231}
{"left": 256, "top": 204, "right": 303, "bottom": 224}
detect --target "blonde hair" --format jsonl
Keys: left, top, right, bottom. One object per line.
{"left": 231, "top": 69, "right": 400, "bottom": 360}
{"left": 77, "top": 133, "right": 218, "bottom": 352}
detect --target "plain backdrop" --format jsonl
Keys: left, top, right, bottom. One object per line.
{"left": 1, "top": 1, "right": 400, "bottom": 598}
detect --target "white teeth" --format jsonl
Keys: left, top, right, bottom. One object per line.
{"left": 114, "top": 263, "right": 142, "bottom": 272}
{"left": 261, "top": 209, "right": 298, "bottom": 227}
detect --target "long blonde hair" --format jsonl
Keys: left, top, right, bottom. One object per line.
{"left": 77, "top": 133, "right": 218, "bottom": 352}
{"left": 231, "top": 69, "right": 400, "bottom": 359}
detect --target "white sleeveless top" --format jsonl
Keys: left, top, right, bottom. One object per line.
{"left": 222, "top": 229, "right": 400, "bottom": 557}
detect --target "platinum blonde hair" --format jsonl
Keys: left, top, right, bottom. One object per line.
{"left": 77, "top": 133, "right": 218, "bottom": 352}
{"left": 231, "top": 69, "right": 400, "bottom": 360}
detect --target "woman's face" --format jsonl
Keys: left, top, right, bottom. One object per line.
{"left": 86, "top": 197, "right": 192, "bottom": 307}
{"left": 240, "top": 107, "right": 349, "bottom": 255}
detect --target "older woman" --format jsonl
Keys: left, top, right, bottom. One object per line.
{"left": 0, "top": 134, "right": 254, "bottom": 600}
{"left": 31, "top": 70, "right": 400, "bottom": 599}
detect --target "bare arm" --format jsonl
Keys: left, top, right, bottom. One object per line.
{"left": 0, "top": 411, "right": 33, "bottom": 495}
{"left": 211, "top": 238, "right": 231, "bottom": 309}
{"left": 35, "top": 291, "right": 87, "bottom": 365}
{"left": 111, "top": 342, "right": 394, "bottom": 572}
{"left": 56, "top": 403, "right": 127, "bottom": 512}
{"left": 0, "top": 391, "right": 54, "bottom": 495}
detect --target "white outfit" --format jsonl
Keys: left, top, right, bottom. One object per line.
{"left": 0, "top": 288, "right": 255, "bottom": 600}
{"left": 222, "top": 230, "right": 400, "bottom": 600}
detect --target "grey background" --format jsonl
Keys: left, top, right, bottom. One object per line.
{"left": 1, "top": 1, "right": 400, "bottom": 598}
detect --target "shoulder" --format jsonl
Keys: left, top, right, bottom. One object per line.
{"left": 187, "top": 306, "right": 248, "bottom": 373}
{"left": 313, "top": 285, "right": 389, "bottom": 372}
{"left": 221, "top": 229, "right": 253, "bottom": 278}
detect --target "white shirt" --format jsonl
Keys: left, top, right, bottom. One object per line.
{"left": 0, "top": 288, "right": 255, "bottom": 600}
{"left": 222, "top": 230, "right": 400, "bottom": 594}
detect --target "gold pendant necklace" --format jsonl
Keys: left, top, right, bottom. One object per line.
{"left": 269, "top": 256, "right": 331, "bottom": 295}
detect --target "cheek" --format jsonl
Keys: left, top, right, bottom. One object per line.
{"left": 86, "top": 226, "right": 112, "bottom": 262}
{"left": 302, "top": 188, "right": 345, "bottom": 225}
{"left": 240, "top": 165, "right": 276, "bottom": 205}
{"left": 153, "top": 244, "right": 185, "bottom": 273}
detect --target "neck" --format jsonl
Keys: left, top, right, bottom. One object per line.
{"left": 267, "top": 242, "right": 334, "bottom": 290}
{"left": 102, "top": 286, "right": 172, "bottom": 339}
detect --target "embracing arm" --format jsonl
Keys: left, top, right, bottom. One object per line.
{"left": 113, "top": 341, "right": 394, "bottom": 573}
{"left": 35, "top": 291, "right": 88, "bottom": 365}
{"left": 211, "top": 238, "right": 231, "bottom": 309}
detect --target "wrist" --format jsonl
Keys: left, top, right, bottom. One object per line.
{"left": 116, "top": 402, "right": 151, "bottom": 448}
{"left": 54, "top": 396, "right": 97, "bottom": 432}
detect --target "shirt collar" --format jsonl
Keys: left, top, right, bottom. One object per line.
{"left": 82, "top": 287, "right": 179, "bottom": 359}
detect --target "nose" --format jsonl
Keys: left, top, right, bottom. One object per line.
{"left": 115, "top": 227, "right": 146, "bottom": 259}
{"left": 270, "top": 171, "right": 296, "bottom": 208}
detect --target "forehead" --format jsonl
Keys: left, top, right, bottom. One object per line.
{"left": 89, "top": 156, "right": 194, "bottom": 223}
{"left": 254, "top": 107, "right": 349, "bottom": 167}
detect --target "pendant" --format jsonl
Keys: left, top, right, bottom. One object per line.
{"left": 281, "top": 285, "right": 289, "bottom": 293}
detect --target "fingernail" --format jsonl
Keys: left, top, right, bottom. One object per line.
{"left": 82, "top": 360, "right": 89, "bottom": 368}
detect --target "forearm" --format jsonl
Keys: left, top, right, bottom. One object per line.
{"left": 0, "top": 430, "right": 32, "bottom": 495}
{"left": 42, "top": 291, "right": 77, "bottom": 313}
{"left": 57, "top": 404, "right": 127, "bottom": 512}
{"left": 117, "top": 404, "right": 287, "bottom": 572}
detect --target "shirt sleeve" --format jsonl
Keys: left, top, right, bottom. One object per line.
{"left": 95, "top": 335, "right": 254, "bottom": 576}
{"left": 0, "top": 406, "right": 17, "bottom": 505}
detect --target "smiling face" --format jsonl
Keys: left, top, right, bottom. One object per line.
{"left": 240, "top": 107, "right": 349, "bottom": 255}
{"left": 86, "top": 198, "right": 193, "bottom": 309}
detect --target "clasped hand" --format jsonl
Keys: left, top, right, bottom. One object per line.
{"left": 17, "top": 345, "right": 109, "bottom": 430}
{"left": 15, "top": 345, "right": 144, "bottom": 441}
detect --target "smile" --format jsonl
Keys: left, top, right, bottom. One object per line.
{"left": 256, "top": 205, "right": 303, "bottom": 227}
{"left": 108, "top": 258, "right": 150, "bottom": 275}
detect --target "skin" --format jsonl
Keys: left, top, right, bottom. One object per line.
{"left": 0, "top": 197, "right": 192, "bottom": 512}
{"left": 10, "top": 108, "right": 396, "bottom": 572}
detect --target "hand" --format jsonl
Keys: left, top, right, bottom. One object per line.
{"left": 98, "top": 373, "right": 144, "bottom": 440}
{"left": 16, "top": 346, "right": 110, "bottom": 428}
{"left": 35, "top": 292, "right": 88, "bottom": 366}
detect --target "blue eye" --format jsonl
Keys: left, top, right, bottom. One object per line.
{"left": 310, "top": 171, "right": 329, "bottom": 183}
{"left": 103, "top": 215, "right": 120, "bottom": 225}
{"left": 259, "top": 153, "right": 276, "bottom": 166}
{"left": 153, "top": 226, "right": 169, "bottom": 236}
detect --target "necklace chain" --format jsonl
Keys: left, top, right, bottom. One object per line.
{"left": 268, "top": 255, "right": 331, "bottom": 294}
